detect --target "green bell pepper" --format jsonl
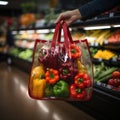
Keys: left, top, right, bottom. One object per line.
{"left": 53, "top": 80, "right": 69, "bottom": 97}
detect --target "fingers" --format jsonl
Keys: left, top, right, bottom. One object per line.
{"left": 54, "top": 10, "right": 81, "bottom": 25}
{"left": 65, "top": 20, "right": 73, "bottom": 26}
{"left": 55, "top": 13, "right": 64, "bottom": 24}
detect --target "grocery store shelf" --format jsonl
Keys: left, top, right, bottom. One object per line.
{"left": 94, "top": 82, "right": 120, "bottom": 100}
{"left": 0, "top": 52, "right": 7, "bottom": 62}
{"left": 7, "top": 54, "right": 32, "bottom": 73}
{"left": 71, "top": 16, "right": 120, "bottom": 28}
{"left": 90, "top": 41, "right": 120, "bottom": 50}
{"left": 92, "top": 58, "right": 120, "bottom": 67}
{"left": 0, "top": 43, "right": 6, "bottom": 47}
{"left": 11, "top": 15, "right": 120, "bottom": 31}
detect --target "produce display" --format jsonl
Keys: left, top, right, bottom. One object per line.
{"left": 20, "top": 13, "right": 36, "bottom": 27}
{"left": 15, "top": 40, "right": 34, "bottom": 49}
{"left": 72, "top": 30, "right": 111, "bottom": 45}
{"left": 72, "top": 29, "right": 120, "bottom": 46}
{"left": 108, "top": 71, "right": 120, "bottom": 91}
{"left": 9, "top": 47, "right": 21, "bottom": 56}
{"left": 9, "top": 47, "right": 33, "bottom": 60}
{"left": 108, "top": 29, "right": 120, "bottom": 43}
{"left": 94, "top": 62, "right": 120, "bottom": 92}
{"left": 94, "top": 30, "right": 111, "bottom": 45}
{"left": 90, "top": 47, "right": 120, "bottom": 61}
{"left": 18, "top": 49, "right": 33, "bottom": 60}
{"left": 93, "top": 49, "right": 116, "bottom": 60}
{"left": 90, "top": 47, "right": 98, "bottom": 56}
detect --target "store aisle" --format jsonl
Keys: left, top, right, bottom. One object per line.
{"left": 0, "top": 62, "right": 95, "bottom": 120}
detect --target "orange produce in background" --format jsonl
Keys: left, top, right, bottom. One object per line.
{"left": 20, "top": 13, "right": 36, "bottom": 27}
{"left": 108, "top": 30, "right": 120, "bottom": 43}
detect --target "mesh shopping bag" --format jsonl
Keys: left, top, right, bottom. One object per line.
{"left": 28, "top": 22, "right": 94, "bottom": 101}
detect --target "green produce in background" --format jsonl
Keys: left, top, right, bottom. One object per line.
{"left": 9, "top": 48, "right": 21, "bottom": 56}
{"left": 90, "top": 47, "right": 98, "bottom": 56}
{"left": 18, "top": 49, "right": 33, "bottom": 60}
{"left": 94, "top": 63, "right": 118, "bottom": 82}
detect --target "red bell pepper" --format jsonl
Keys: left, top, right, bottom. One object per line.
{"left": 68, "top": 44, "right": 81, "bottom": 59}
{"left": 38, "top": 49, "right": 59, "bottom": 69}
{"left": 70, "top": 84, "right": 86, "bottom": 99}
{"left": 74, "top": 72, "right": 91, "bottom": 89}
{"left": 59, "top": 62, "right": 78, "bottom": 80}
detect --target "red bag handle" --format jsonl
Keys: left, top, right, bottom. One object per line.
{"left": 51, "top": 21, "right": 74, "bottom": 52}
{"left": 51, "top": 22, "right": 61, "bottom": 48}
{"left": 62, "top": 22, "right": 74, "bottom": 53}
{"left": 62, "top": 22, "right": 73, "bottom": 43}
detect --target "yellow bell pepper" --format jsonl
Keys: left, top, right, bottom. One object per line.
{"left": 30, "top": 65, "right": 46, "bottom": 98}
{"left": 94, "top": 50, "right": 115, "bottom": 60}
{"left": 32, "top": 78, "right": 46, "bottom": 98}
{"left": 77, "top": 60, "right": 86, "bottom": 73}
{"left": 31, "top": 65, "right": 45, "bottom": 80}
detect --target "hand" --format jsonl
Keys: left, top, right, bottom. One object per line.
{"left": 55, "top": 9, "right": 81, "bottom": 26}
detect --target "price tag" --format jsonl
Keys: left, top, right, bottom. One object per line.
{"left": 94, "top": 42, "right": 99, "bottom": 47}
{"left": 90, "top": 42, "right": 94, "bottom": 46}
{"left": 98, "top": 58, "right": 102, "bottom": 62}
{"left": 94, "top": 17, "right": 98, "bottom": 20}
{"left": 7, "top": 58, "right": 12, "bottom": 64}
{"left": 109, "top": 12, "right": 114, "bottom": 17}
{"left": 112, "top": 58, "right": 117, "bottom": 62}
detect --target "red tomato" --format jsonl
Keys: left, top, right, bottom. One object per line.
{"left": 112, "top": 71, "right": 120, "bottom": 78}
{"left": 108, "top": 78, "right": 120, "bottom": 87}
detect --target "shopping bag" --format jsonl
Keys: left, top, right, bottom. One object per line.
{"left": 28, "top": 21, "right": 94, "bottom": 101}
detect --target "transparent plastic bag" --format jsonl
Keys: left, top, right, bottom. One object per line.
{"left": 28, "top": 22, "right": 94, "bottom": 101}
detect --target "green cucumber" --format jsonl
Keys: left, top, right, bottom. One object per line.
{"left": 96, "top": 74, "right": 112, "bottom": 82}
{"left": 94, "top": 63, "right": 105, "bottom": 78}
{"left": 97, "top": 67, "right": 118, "bottom": 80}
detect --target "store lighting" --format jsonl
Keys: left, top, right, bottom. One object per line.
{"left": 36, "top": 29, "right": 50, "bottom": 34}
{"left": 12, "top": 31, "right": 17, "bottom": 35}
{"left": 112, "top": 24, "right": 120, "bottom": 28}
{"left": 20, "top": 84, "right": 27, "bottom": 93}
{"left": 0, "top": 1, "right": 8, "bottom": 5}
{"left": 14, "top": 77, "right": 19, "bottom": 85}
{"left": 27, "top": 30, "right": 34, "bottom": 34}
{"left": 53, "top": 113, "right": 61, "bottom": 120}
{"left": 19, "top": 30, "right": 26, "bottom": 34}
{"left": 51, "top": 29, "right": 55, "bottom": 33}
{"left": 51, "top": 28, "right": 72, "bottom": 33}
{"left": 84, "top": 25, "right": 111, "bottom": 30}
{"left": 37, "top": 101, "right": 49, "bottom": 113}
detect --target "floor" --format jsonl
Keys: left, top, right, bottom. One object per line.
{"left": 0, "top": 62, "right": 96, "bottom": 120}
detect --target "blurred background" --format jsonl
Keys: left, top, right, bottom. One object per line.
{"left": 0, "top": 0, "right": 120, "bottom": 120}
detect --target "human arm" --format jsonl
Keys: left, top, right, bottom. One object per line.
{"left": 55, "top": 0, "right": 120, "bottom": 25}
{"left": 79, "top": 0, "right": 120, "bottom": 20}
